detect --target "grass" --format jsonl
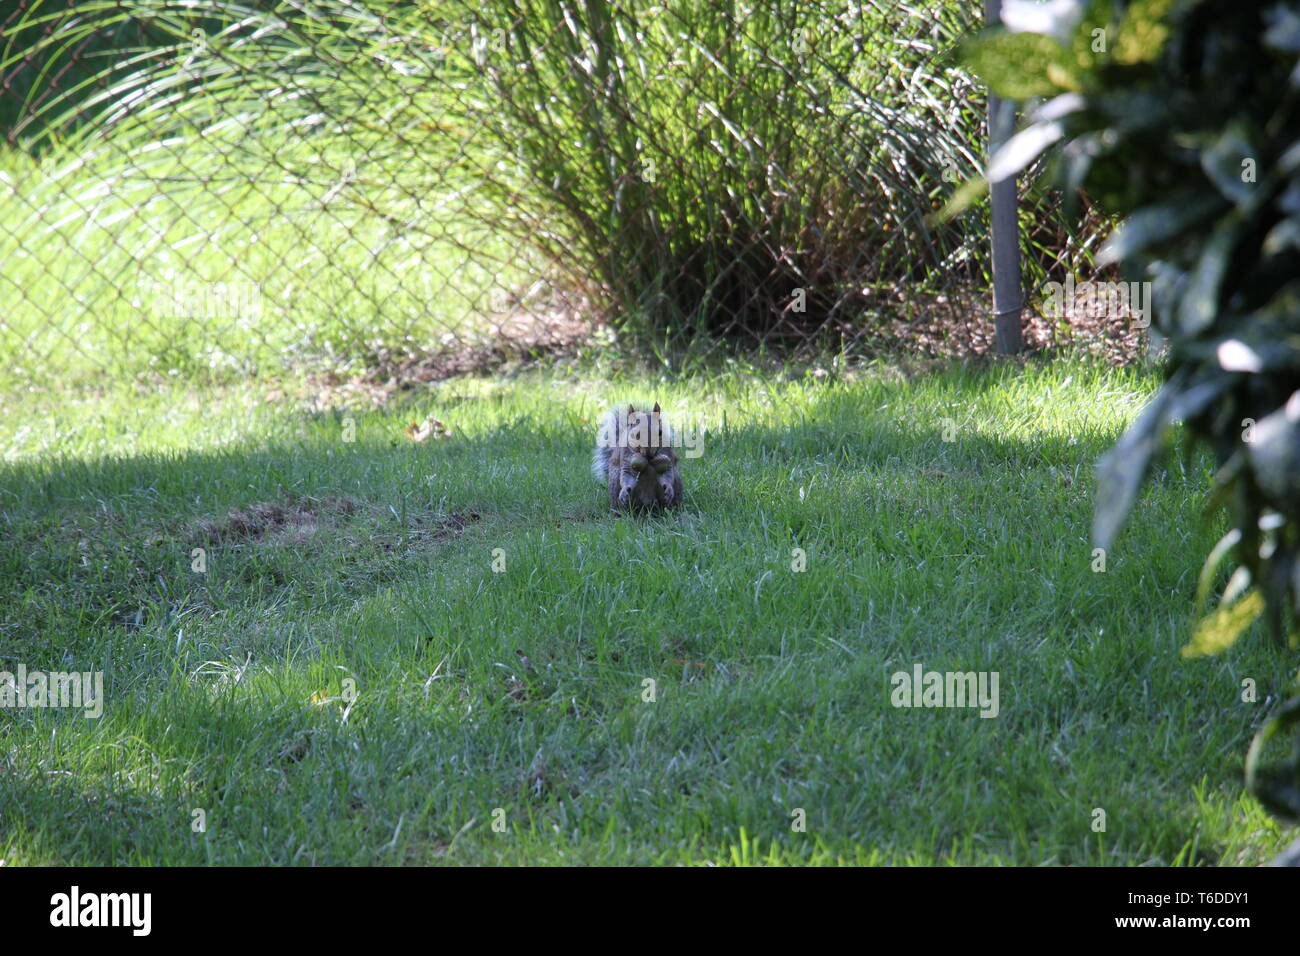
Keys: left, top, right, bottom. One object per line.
{"left": 1, "top": 354, "right": 1294, "bottom": 865}
{"left": 0, "top": 136, "right": 525, "bottom": 388}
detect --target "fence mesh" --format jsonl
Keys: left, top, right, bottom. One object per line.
{"left": 1, "top": 0, "right": 1086, "bottom": 389}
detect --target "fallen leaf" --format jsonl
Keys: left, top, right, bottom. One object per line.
{"left": 406, "top": 417, "right": 451, "bottom": 442}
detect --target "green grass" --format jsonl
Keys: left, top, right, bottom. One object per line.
{"left": 0, "top": 136, "right": 525, "bottom": 387}
{"left": 0, "top": 355, "right": 1294, "bottom": 865}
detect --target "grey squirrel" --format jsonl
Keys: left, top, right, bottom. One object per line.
{"left": 592, "top": 403, "right": 684, "bottom": 510}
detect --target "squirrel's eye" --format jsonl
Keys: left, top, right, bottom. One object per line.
{"left": 651, "top": 455, "right": 672, "bottom": 474}
{"left": 628, "top": 454, "right": 649, "bottom": 472}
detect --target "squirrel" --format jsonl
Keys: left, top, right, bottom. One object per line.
{"left": 592, "top": 403, "right": 684, "bottom": 511}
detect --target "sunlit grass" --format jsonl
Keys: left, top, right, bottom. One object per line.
{"left": 1, "top": 356, "right": 1293, "bottom": 864}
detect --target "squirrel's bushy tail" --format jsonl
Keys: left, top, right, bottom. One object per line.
{"left": 592, "top": 441, "right": 612, "bottom": 483}
{"left": 591, "top": 408, "right": 621, "bottom": 482}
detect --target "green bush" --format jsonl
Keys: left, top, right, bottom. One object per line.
{"left": 964, "top": 0, "right": 1300, "bottom": 820}
{"left": 3, "top": 0, "right": 1100, "bottom": 378}
{"left": 444, "top": 0, "right": 989, "bottom": 340}
{"left": 2, "top": 0, "right": 1007, "bottom": 373}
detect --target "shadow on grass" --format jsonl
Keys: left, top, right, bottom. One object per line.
{"left": 0, "top": 375, "right": 1199, "bottom": 662}
{"left": 6, "top": 369, "right": 1276, "bottom": 865}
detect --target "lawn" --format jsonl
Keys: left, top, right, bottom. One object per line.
{"left": 1, "top": 355, "right": 1293, "bottom": 865}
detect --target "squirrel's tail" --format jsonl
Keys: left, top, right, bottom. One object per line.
{"left": 592, "top": 408, "right": 620, "bottom": 483}
{"left": 592, "top": 441, "right": 612, "bottom": 483}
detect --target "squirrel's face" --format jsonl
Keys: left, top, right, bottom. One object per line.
{"left": 620, "top": 405, "right": 675, "bottom": 462}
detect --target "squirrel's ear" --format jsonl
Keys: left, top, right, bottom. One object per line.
{"left": 652, "top": 402, "right": 661, "bottom": 414}
{"left": 627, "top": 403, "right": 636, "bottom": 415}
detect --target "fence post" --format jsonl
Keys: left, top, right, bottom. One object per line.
{"left": 985, "top": 0, "right": 1023, "bottom": 355}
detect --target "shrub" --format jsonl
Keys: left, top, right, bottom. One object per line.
{"left": 444, "top": 0, "right": 989, "bottom": 341}
{"left": 2, "top": 0, "right": 1006, "bottom": 375}
{"left": 4, "top": 0, "right": 1097, "bottom": 378}
{"left": 964, "top": 0, "right": 1300, "bottom": 820}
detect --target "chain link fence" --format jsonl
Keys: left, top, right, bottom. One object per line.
{"left": 1, "top": 0, "right": 1097, "bottom": 390}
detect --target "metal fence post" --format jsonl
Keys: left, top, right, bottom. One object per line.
{"left": 985, "top": 0, "right": 1023, "bottom": 355}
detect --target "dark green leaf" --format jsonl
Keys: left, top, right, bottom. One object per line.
{"left": 1098, "top": 192, "right": 1225, "bottom": 265}
{"left": 1201, "top": 127, "right": 1259, "bottom": 206}
{"left": 1246, "top": 393, "right": 1300, "bottom": 501}
{"left": 1094, "top": 374, "right": 1224, "bottom": 549}
{"left": 1247, "top": 693, "right": 1300, "bottom": 823}
{"left": 1177, "top": 216, "right": 1241, "bottom": 336}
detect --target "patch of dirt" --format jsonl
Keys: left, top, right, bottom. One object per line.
{"left": 299, "top": 378, "right": 400, "bottom": 412}
{"left": 287, "top": 279, "right": 1146, "bottom": 399}
{"left": 852, "top": 287, "right": 1148, "bottom": 366}
{"left": 376, "top": 510, "right": 482, "bottom": 551}
{"left": 286, "top": 507, "right": 484, "bottom": 557}
{"left": 273, "top": 732, "right": 314, "bottom": 766}
{"left": 193, "top": 497, "right": 482, "bottom": 551}
{"left": 193, "top": 496, "right": 359, "bottom": 546}
{"left": 306, "top": 292, "right": 594, "bottom": 404}
{"left": 428, "top": 510, "right": 481, "bottom": 539}
{"left": 519, "top": 753, "right": 579, "bottom": 800}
